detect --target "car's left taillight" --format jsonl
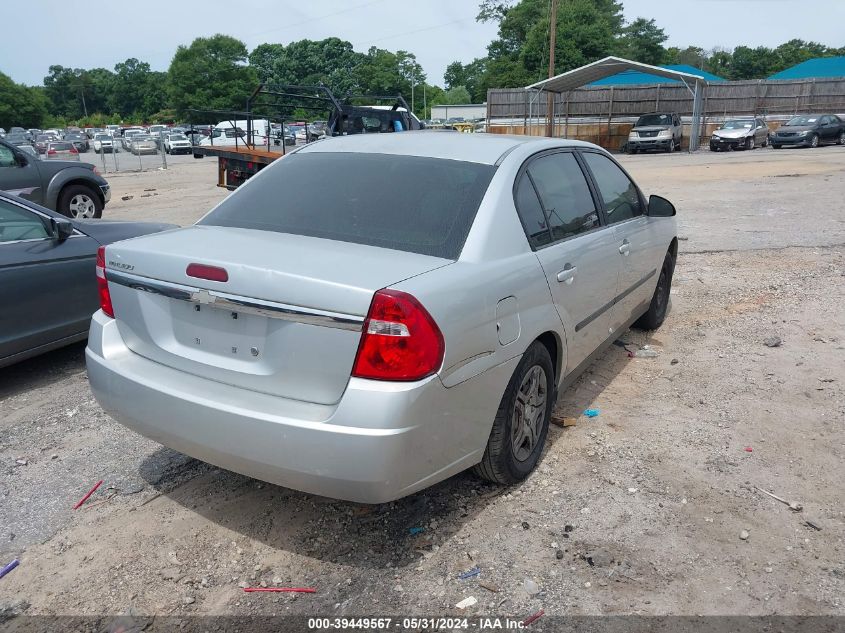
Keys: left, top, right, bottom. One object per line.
{"left": 351, "top": 289, "right": 444, "bottom": 382}
{"left": 96, "top": 246, "right": 114, "bottom": 318}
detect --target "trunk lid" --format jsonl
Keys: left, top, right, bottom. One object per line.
{"left": 104, "top": 225, "right": 451, "bottom": 405}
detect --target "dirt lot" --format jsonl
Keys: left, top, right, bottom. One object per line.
{"left": 1, "top": 145, "right": 844, "bottom": 624}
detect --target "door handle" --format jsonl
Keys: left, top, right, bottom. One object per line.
{"left": 557, "top": 265, "right": 577, "bottom": 284}
{"left": 619, "top": 240, "right": 630, "bottom": 256}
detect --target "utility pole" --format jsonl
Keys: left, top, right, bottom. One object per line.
{"left": 545, "top": 0, "right": 557, "bottom": 137}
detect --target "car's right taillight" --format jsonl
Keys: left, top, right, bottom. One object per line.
{"left": 95, "top": 246, "right": 114, "bottom": 318}
{"left": 352, "top": 289, "right": 444, "bottom": 382}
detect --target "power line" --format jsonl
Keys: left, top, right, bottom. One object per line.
{"left": 249, "top": 0, "right": 389, "bottom": 38}
{"left": 354, "top": 15, "right": 476, "bottom": 47}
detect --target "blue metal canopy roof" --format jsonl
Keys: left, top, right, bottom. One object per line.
{"left": 768, "top": 57, "right": 845, "bottom": 80}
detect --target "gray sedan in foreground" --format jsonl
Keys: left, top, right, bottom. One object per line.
{"left": 0, "top": 192, "right": 174, "bottom": 368}
{"left": 87, "top": 133, "right": 678, "bottom": 503}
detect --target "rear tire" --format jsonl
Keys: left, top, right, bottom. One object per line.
{"left": 473, "top": 342, "right": 554, "bottom": 485}
{"left": 58, "top": 184, "right": 103, "bottom": 219}
{"left": 634, "top": 250, "right": 675, "bottom": 331}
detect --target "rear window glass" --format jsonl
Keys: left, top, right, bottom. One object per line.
{"left": 200, "top": 152, "right": 496, "bottom": 259}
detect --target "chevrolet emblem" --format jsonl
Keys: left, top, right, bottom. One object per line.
{"left": 191, "top": 289, "right": 216, "bottom": 305}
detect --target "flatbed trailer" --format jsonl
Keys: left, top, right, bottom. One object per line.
{"left": 192, "top": 145, "right": 284, "bottom": 190}
{"left": 190, "top": 85, "right": 421, "bottom": 190}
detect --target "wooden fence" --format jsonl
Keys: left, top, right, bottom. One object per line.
{"left": 486, "top": 77, "right": 845, "bottom": 150}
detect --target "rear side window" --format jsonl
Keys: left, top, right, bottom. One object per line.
{"left": 200, "top": 152, "right": 495, "bottom": 259}
{"left": 524, "top": 152, "right": 599, "bottom": 243}
{"left": 582, "top": 152, "right": 643, "bottom": 224}
{"left": 514, "top": 174, "right": 550, "bottom": 248}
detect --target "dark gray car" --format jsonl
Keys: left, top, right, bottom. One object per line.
{"left": 0, "top": 138, "right": 111, "bottom": 218}
{"left": 0, "top": 191, "right": 175, "bottom": 368}
{"left": 770, "top": 114, "right": 845, "bottom": 149}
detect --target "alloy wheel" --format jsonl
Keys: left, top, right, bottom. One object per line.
{"left": 68, "top": 194, "right": 96, "bottom": 219}
{"left": 511, "top": 365, "right": 548, "bottom": 462}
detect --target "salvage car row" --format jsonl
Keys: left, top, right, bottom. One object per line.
{"left": 624, "top": 112, "right": 845, "bottom": 153}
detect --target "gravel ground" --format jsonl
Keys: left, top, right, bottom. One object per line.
{"left": 1, "top": 144, "right": 843, "bottom": 624}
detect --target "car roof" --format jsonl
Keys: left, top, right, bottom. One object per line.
{"left": 296, "top": 131, "right": 596, "bottom": 165}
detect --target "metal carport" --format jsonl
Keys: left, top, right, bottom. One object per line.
{"left": 525, "top": 56, "right": 708, "bottom": 151}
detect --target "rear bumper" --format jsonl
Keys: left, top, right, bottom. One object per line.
{"left": 85, "top": 311, "right": 516, "bottom": 503}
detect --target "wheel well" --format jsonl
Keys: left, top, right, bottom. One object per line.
{"left": 535, "top": 331, "right": 562, "bottom": 383}
{"left": 59, "top": 179, "right": 103, "bottom": 204}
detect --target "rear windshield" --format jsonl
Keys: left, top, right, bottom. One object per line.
{"left": 200, "top": 152, "right": 496, "bottom": 259}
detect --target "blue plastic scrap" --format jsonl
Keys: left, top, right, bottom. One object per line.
{"left": 583, "top": 409, "right": 600, "bottom": 418}
{"left": 458, "top": 567, "right": 481, "bottom": 580}
{"left": 409, "top": 527, "right": 425, "bottom": 535}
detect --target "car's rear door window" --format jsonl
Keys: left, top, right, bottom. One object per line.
{"left": 200, "top": 152, "right": 495, "bottom": 259}
{"left": 514, "top": 173, "right": 551, "bottom": 248}
{"left": 581, "top": 152, "right": 643, "bottom": 224}
{"left": 524, "top": 152, "right": 599, "bottom": 243}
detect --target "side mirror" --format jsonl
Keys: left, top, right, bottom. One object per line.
{"left": 51, "top": 217, "right": 74, "bottom": 241}
{"left": 647, "top": 195, "right": 676, "bottom": 217}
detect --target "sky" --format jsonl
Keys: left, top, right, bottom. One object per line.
{"left": 3, "top": 0, "right": 845, "bottom": 88}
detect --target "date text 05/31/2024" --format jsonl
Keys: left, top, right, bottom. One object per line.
{"left": 307, "top": 617, "right": 531, "bottom": 630}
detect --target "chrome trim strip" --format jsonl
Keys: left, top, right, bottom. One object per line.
{"left": 575, "top": 268, "right": 656, "bottom": 333}
{"left": 106, "top": 270, "right": 365, "bottom": 332}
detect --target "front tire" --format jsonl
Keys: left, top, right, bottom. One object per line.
{"left": 58, "top": 184, "right": 103, "bottom": 219}
{"left": 666, "top": 139, "right": 675, "bottom": 153}
{"left": 745, "top": 136, "right": 755, "bottom": 150}
{"left": 634, "top": 250, "right": 675, "bottom": 330}
{"left": 838, "top": 131, "right": 845, "bottom": 145}
{"left": 808, "top": 134, "right": 819, "bottom": 148}
{"left": 474, "top": 342, "right": 554, "bottom": 485}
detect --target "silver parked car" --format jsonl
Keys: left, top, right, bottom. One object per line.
{"left": 86, "top": 134, "right": 678, "bottom": 503}
{"left": 129, "top": 135, "right": 158, "bottom": 155}
{"left": 710, "top": 117, "right": 769, "bottom": 151}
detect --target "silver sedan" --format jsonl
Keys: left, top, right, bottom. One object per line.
{"left": 86, "top": 133, "right": 678, "bottom": 503}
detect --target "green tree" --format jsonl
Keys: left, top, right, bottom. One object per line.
{"left": 478, "top": 0, "right": 625, "bottom": 92}
{"left": 729, "top": 46, "right": 779, "bottom": 79}
{"left": 166, "top": 34, "right": 257, "bottom": 118}
{"left": 0, "top": 72, "right": 49, "bottom": 129}
{"left": 109, "top": 58, "right": 163, "bottom": 118}
{"left": 269, "top": 38, "right": 364, "bottom": 96}
{"left": 249, "top": 43, "right": 285, "bottom": 82}
{"left": 665, "top": 46, "right": 707, "bottom": 69}
{"left": 435, "top": 85, "right": 472, "bottom": 105}
{"left": 618, "top": 17, "right": 668, "bottom": 65}
{"left": 444, "top": 58, "right": 488, "bottom": 102}
{"left": 43, "top": 65, "right": 82, "bottom": 118}
{"left": 354, "top": 47, "right": 414, "bottom": 96}
{"left": 705, "top": 48, "right": 733, "bottom": 78}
